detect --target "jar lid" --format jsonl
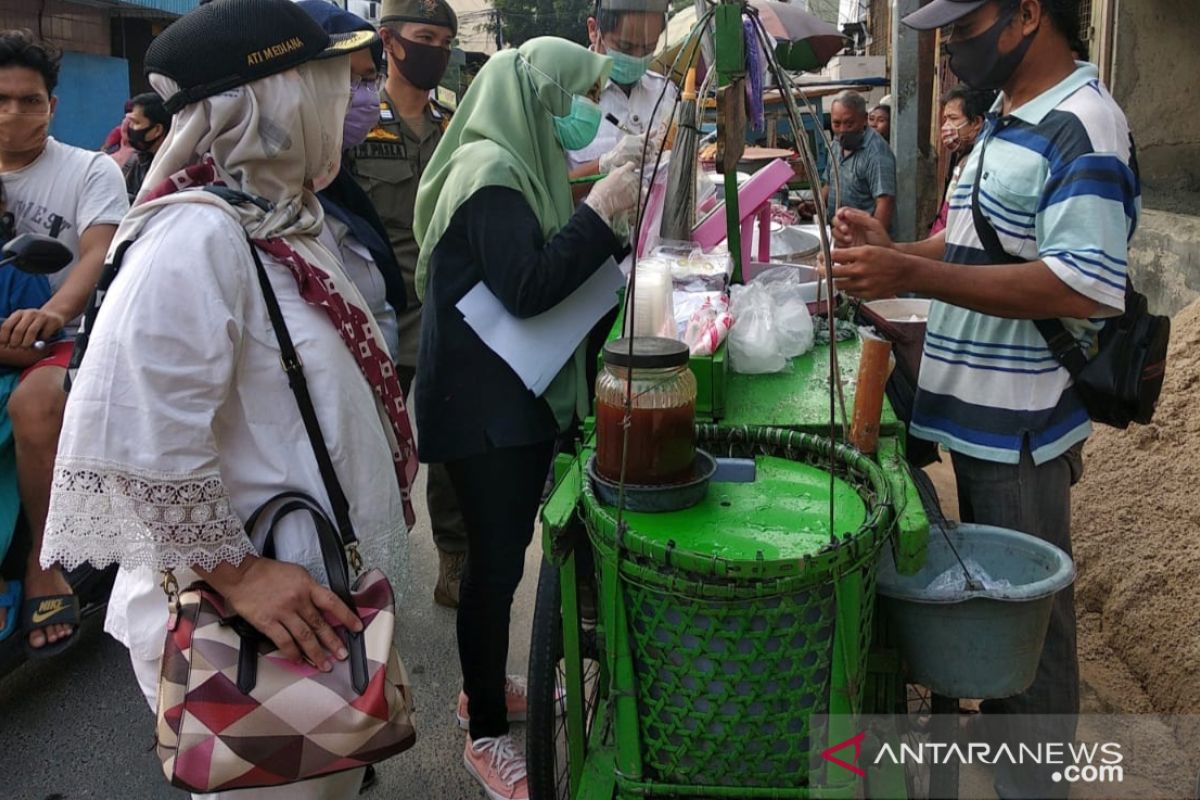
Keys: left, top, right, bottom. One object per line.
{"left": 603, "top": 337, "right": 690, "bottom": 369}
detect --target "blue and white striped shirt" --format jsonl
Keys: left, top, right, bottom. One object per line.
{"left": 911, "top": 64, "right": 1141, "bottom": 465}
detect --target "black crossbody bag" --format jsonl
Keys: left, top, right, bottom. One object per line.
{"left": 970, "top": 137, "right": 1170, "bottom": 429}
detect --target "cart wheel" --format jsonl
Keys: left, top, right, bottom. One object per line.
{"left": 527, "top": 556, "right": 601, "bottom": 800}
{"left": 899, "top": 684, "right": 933, "bottom": 800}
{"left": 896, "top": 686, "right": 961, "bottom": 799}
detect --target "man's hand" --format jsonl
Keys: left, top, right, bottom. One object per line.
{"left": 201, "top": 555, "right": 364, "bottom": 672}
{"left": 830, "top": 246, "right": 914, "bottom": 300}
{"left": 0, "top": 307, "right": 65, "bottom": 348}
{"left": 833, "top": 207, "right": 894, "bottom": 249}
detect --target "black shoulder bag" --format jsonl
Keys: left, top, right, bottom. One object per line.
{"left": 970, "top": 137, "right": 1170, "bottom": 429}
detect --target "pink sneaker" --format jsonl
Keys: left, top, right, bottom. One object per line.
{"left": 456, "top": 675, "right": 529, "bottom": 730}
{"left": 464, "top": 734, "right": 529, "bottom": 800}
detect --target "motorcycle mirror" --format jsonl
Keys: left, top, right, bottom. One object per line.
{"left": 1, "top": 234, "right": 73, "bottom": 275}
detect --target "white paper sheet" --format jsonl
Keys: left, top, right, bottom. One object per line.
{"left": 456, "top": 258, "right": 625, "bottom": 396}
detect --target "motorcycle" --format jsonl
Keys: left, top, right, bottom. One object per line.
{"left": 0, "top": 234, "right": 117, "bottom": 678}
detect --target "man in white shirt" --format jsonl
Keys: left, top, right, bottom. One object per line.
{"left": 568, "top": 0, "right": 676, "bottom": 179}
{"left": 0, "top": 30, "right": 127, "bottom": 656}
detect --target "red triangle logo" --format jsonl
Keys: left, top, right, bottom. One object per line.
{"left": 821, "top": 731, "right": 867, "bottom": 777}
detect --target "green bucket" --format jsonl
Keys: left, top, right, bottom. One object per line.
{"left": 583, "top": 426, "right": 895, "bottom": 793}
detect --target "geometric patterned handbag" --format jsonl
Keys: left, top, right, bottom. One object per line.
{"left": 153, "top": 235, "right": 417, "bottom": 792}
{"left": 155, "top": 496, "right": 416, "bottom": 793}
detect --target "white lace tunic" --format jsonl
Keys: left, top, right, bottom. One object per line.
{"left": 42, "top": 204, "right": 407, "bottom": 661}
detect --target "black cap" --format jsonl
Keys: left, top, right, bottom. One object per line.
{"left": 146, "top": 0, "right": 378, "bottom": 114}
{"left": 901, "top": 0, "right": 990, "bottom": 31}
{"left": 603, "top": 337, "right": 690, "bottom": 369}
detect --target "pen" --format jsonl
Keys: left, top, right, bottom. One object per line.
{"left": 605, "top": 113, "right": 636, "bottom": 136}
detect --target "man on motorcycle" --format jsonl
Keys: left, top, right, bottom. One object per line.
{"left": 0, "top": 30, "right": 127, "bottom": 656}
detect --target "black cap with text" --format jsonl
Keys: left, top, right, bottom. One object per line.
{"left": 146, "top": 0, "right": 377, "bottom": 113}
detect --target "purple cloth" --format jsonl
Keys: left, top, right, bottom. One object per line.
{"left": 744, "top": 19, "right": 765, "bottom": 133}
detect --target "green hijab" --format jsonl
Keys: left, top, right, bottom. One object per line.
{"left": 413, "top": 37, "right": 612, "bottom": 298}
{"left": 413, "top": 37, "right": 613, "bottom": 432}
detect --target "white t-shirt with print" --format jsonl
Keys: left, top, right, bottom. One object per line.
{"left": 2, "top": 137, "right": 128, "bottom": 332}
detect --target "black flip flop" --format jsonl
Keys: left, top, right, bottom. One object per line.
{"left": 21, "top": 593, "right": 81, "bottom": 659}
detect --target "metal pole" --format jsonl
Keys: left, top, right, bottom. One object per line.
{"left": 693, "top": 0, "right": 715, "bottom": 75}
{"left": 891, "top": 0, "right": 920, "bottom": 243}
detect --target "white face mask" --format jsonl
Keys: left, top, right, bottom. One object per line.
{"left": 940, "top": 119, "right": 970, "bottom": 152}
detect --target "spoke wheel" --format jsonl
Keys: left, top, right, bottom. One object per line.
{"left": 527, "top": 556, "right": 601, "bottom": 800}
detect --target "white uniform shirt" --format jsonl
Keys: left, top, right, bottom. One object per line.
{"left": 318, "top": 216, "right": 401, "bottom": 362}
{"left": 41, "top": 203, "right": 406, "bottom": 661}
{"left": 567, "top": 71, "right": 678, "bottom": 170}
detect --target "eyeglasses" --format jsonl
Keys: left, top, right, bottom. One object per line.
{"left": 351, "top": 74, "right": 383, "bottom": 92}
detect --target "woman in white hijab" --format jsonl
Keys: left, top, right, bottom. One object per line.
{"left": 38, "top": 1, "right": 417, "bottom": 797}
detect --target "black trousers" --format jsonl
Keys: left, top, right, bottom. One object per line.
{"left": 445, "top": 439, "right": 556, "bottom": 739}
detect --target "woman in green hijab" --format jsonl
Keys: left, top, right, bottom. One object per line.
{"left": 412, "top": 36, "right": 639, "bottom": 800}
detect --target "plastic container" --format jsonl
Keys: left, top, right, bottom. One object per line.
{"left": 595, "top": 337, "right": 697, "bottom": 486}
{"left": 876, "top": 523, "right": 1076, "bottom": 699}
{"left": 861, "top": 298, "right": 931, "bottom": 388}
{"left": 624, "top": 261, "right": 676, "bottom": 339}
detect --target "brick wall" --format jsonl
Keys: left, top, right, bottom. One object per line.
{"left": 0, "top": 0, "right": 110, "bottom": 56}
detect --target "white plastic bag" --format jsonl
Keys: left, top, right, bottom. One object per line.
{"left": 925, "top": 557, "right": 1013, "bottom": 597}
{"left": 772, "top": 283, "right": 814, "bottom": 358}
{"left": 748, "top": 266, "right": 815, "bottom": 358}
{"left": 729, "top": 283, "right": 786, "bottom": 373}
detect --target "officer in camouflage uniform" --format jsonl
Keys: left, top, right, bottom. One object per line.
{"left": 348, "top": 0, "right": 467, "bottom": 607}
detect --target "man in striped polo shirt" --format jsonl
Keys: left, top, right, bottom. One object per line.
{"left": 830, "top": 0, "right": 1138, "bottom": 796}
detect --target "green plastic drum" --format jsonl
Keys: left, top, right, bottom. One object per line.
{"left": 582, "top": 426, "right": 894, "bottom": 794}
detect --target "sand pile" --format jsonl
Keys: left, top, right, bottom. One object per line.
{"left": 1073, "top": 297, "right": 1200, "bottom": 718}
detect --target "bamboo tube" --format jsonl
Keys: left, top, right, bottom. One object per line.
{"left": 849, "top": 331, "right": 893, "bottom": 454}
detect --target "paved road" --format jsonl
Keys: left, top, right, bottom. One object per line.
{"left": 0, "top": 470, "right": 543, "bottom": 800}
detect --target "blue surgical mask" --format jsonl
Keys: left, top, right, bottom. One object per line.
{"left": 607, "top": 49, "right": 652, "bottom": 85}
{"left": 552, "top": 94, "right": 603, "bottom": 150}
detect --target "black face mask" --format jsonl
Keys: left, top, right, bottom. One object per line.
{"left": 946, "top": 7, "right": 1038, "bottom": 91}
{"left": 838, "top": 128, "right": 866, "bottom": 151}
{"left": 127, "top": 123, "right": 161, "bottom": 153}
{"left": 390, "top": 37, "right": 451, "bottom": 92}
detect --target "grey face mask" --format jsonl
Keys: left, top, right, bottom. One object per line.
{"left": 838, "top": 128, "right": 866, "bottom": 151}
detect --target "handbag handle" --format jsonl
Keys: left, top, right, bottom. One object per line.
{"left": 237, "top": 492, "right": 370, "bottom": 694}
